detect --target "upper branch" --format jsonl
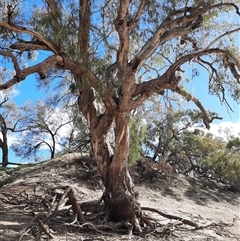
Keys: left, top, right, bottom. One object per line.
{"left": 210, "top": 2, "right": 240, "bottom": 16}
{"left": 128, "top": 0, "right": 147, "bottom": 30}
{"left": 205, "top": 28, "right": 240, "bottom": 50}
{"left": 130, "top": 12, "right": 202, "bottom": 71}
{"left": 78, "top": 0, "right": 90, "bottom": 62}
{"left": 0, "top": 50, "right": 21, "bottom": 74}
{"left": 45, "top": 0, "right": 63, "bottom": 50}
{"left": 0, "top": 97, "right": 8, "bottom": 107}
{"left": 164, "top": 48, "right": 240, "bottom": 88}
{"left": 114, "top": 0, "right": 130, "bottom": 73}
{"left": 0, "top": 21, "right": 59, "bottom": 54}
{"left": 10, "top": 40, "right": 50, "bottom": 51}
{"left": 130, "top": 48, "right": 240, "bottom": 111}
{"left": 129, "top": 2, "right": 240, "bottom": 72}
{"left": 174, "top": 87, "right": 223, "bottom": 129}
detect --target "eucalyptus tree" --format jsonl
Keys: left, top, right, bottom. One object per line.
{"left": 0, "top": 0, "right": 240, "bottom": 232}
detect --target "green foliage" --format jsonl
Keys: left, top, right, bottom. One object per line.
{"left": 129, "top": 117, "right": 146, "bottom": 164}
{"left": 143, "top": 105, "right": 240, "bottom": 189}
{"left": 202, "top": 136, "right": 240, "bottom": 188}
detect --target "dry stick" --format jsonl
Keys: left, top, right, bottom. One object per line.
{"left": 46, "top": 186, "right": 85, "bottom": 222}
{"left": 35, "top": 217, "right": 55, "bottom": 239}
{"left": 17, "top": 186, "right": 84, "bottom": 241}
{"left": 68, "top": 188, "right": 85, "bottom": 222}
{"left": 70, "top": 213, "right": 78, "bottom": 225}
{"left": 77, "top": 222, "right": 106, "bottom": 234}
{"left": 142, "top": 207, "right": 200, "bottom": 229}
{"left": 17, "top": 212, "right": 46, "bottom": 241}
{"left": 85, "top": 210, "right": 105, "bottom": 220}
{"left": 44, "top": 186, "right": 72, "bottom": 222}
{"left": 80, "top": 197, "right": 103, "bottom": 215}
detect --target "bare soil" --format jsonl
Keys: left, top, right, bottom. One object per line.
{"left": 0, "top": 153, "right": 239, "bottom": 241}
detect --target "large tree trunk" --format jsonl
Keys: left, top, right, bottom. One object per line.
{"left": 91, "top": 111, "right": 140, "bottom": 230}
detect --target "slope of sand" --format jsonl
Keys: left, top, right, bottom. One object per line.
{"left": 0, "top": 153, "right": 239, "bottom": 240}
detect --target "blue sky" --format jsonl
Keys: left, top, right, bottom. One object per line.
{"left": 186, "top": 72, "right": 240, "bottom": 124}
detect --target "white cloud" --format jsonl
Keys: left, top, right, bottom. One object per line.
{"left": 0, "top": 132, "right": 18, "bottom": 146}
{"left": 207, "top": 121, "right": 240, "bottom": 139}
{"left": 0, "top": 87, "right": 20, "bottom": 102}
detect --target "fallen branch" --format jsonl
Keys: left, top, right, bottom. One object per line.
{"left": 35, "top": 217, "right": 55, "bottom": 239}
{"left": 17, "top": 212, "right": 47, "bottom": 241}
{"left": 68, "top": 188, "right": 85, "bottom": 222}
{"left": 45, "top": 186, "right": 84, "bottom": 222}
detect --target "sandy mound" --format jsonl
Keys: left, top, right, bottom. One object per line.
{"left": 0, "top": 153, "right": 239, "bottom": 240}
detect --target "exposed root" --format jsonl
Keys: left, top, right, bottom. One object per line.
{"left": 17, "top": 186, "right": 85, "bottom": 240}
{"left": 142, "top": 206, "right": 201, "bottom": 228}
{"left": 0, "top": 185, "right": 231, "bottom": 240}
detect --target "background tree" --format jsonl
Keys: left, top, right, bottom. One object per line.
{"left": 0, "top": 96, "right": 27, "bottom": 167}
{"left": 11, "top": 99, "right": 87, "bottom": 160}
{"left": 128, "top": 115, "right": 146, "bottom": 164}
{"left": 0, "top": 0, "right": 240, "bottom": 232}
{"left": 143, "top": 103, "right": 240, "bottom": 190}
{"left": 0, "top": 97, "right": 10, "bottom": 167}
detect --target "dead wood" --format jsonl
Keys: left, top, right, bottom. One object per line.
{"left": 142, "top": 207, "right": 201, "bottom": 228}
{"left": 80, "top": 198, "right": 103, "bottom": 214}
{"left": 17, "top": 212, "right": 47, "bottom": 241}
{"left": 12, "top": 184, "right": 237, "bottom": 240}
{"left": 35, "top": 217, "right": 55, "bottom": 239}
{"left": 66, "top": 188, "right": 85, "bottom": 222}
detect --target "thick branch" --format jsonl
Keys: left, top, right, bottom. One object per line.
{"left": 130, "top": 48, "right": 240, "bottom": 111}
{"left": 115, "top": 0, "right": 130, "bottom": 73}
{"left": 0, "top": 50, "right": 21, "bottom": 74}
{"left": 46, "top": 0, "right": 63, "bottom": 50}
{"left": 0, "top": 55, "right": 63, "bottom": 90}
{"left": 78, "top": 0, "right": 90, "bottom": 61}
{"left": 10, "top": 40, "right": 50, "bottom": 51}
{"left": 130, "top": 2, "right": 240, "bottom": 72}
{"left": 164, "top": 48, "right": 240, "bottom": 87}
{"left": 0, "top": 21, "right": 59, "bottom": 54}
{"left": 209, "top": 3, "right": 240, "bottom": 16}
{"left": 130, "top": 18, "right": 199, "bottom": 74}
